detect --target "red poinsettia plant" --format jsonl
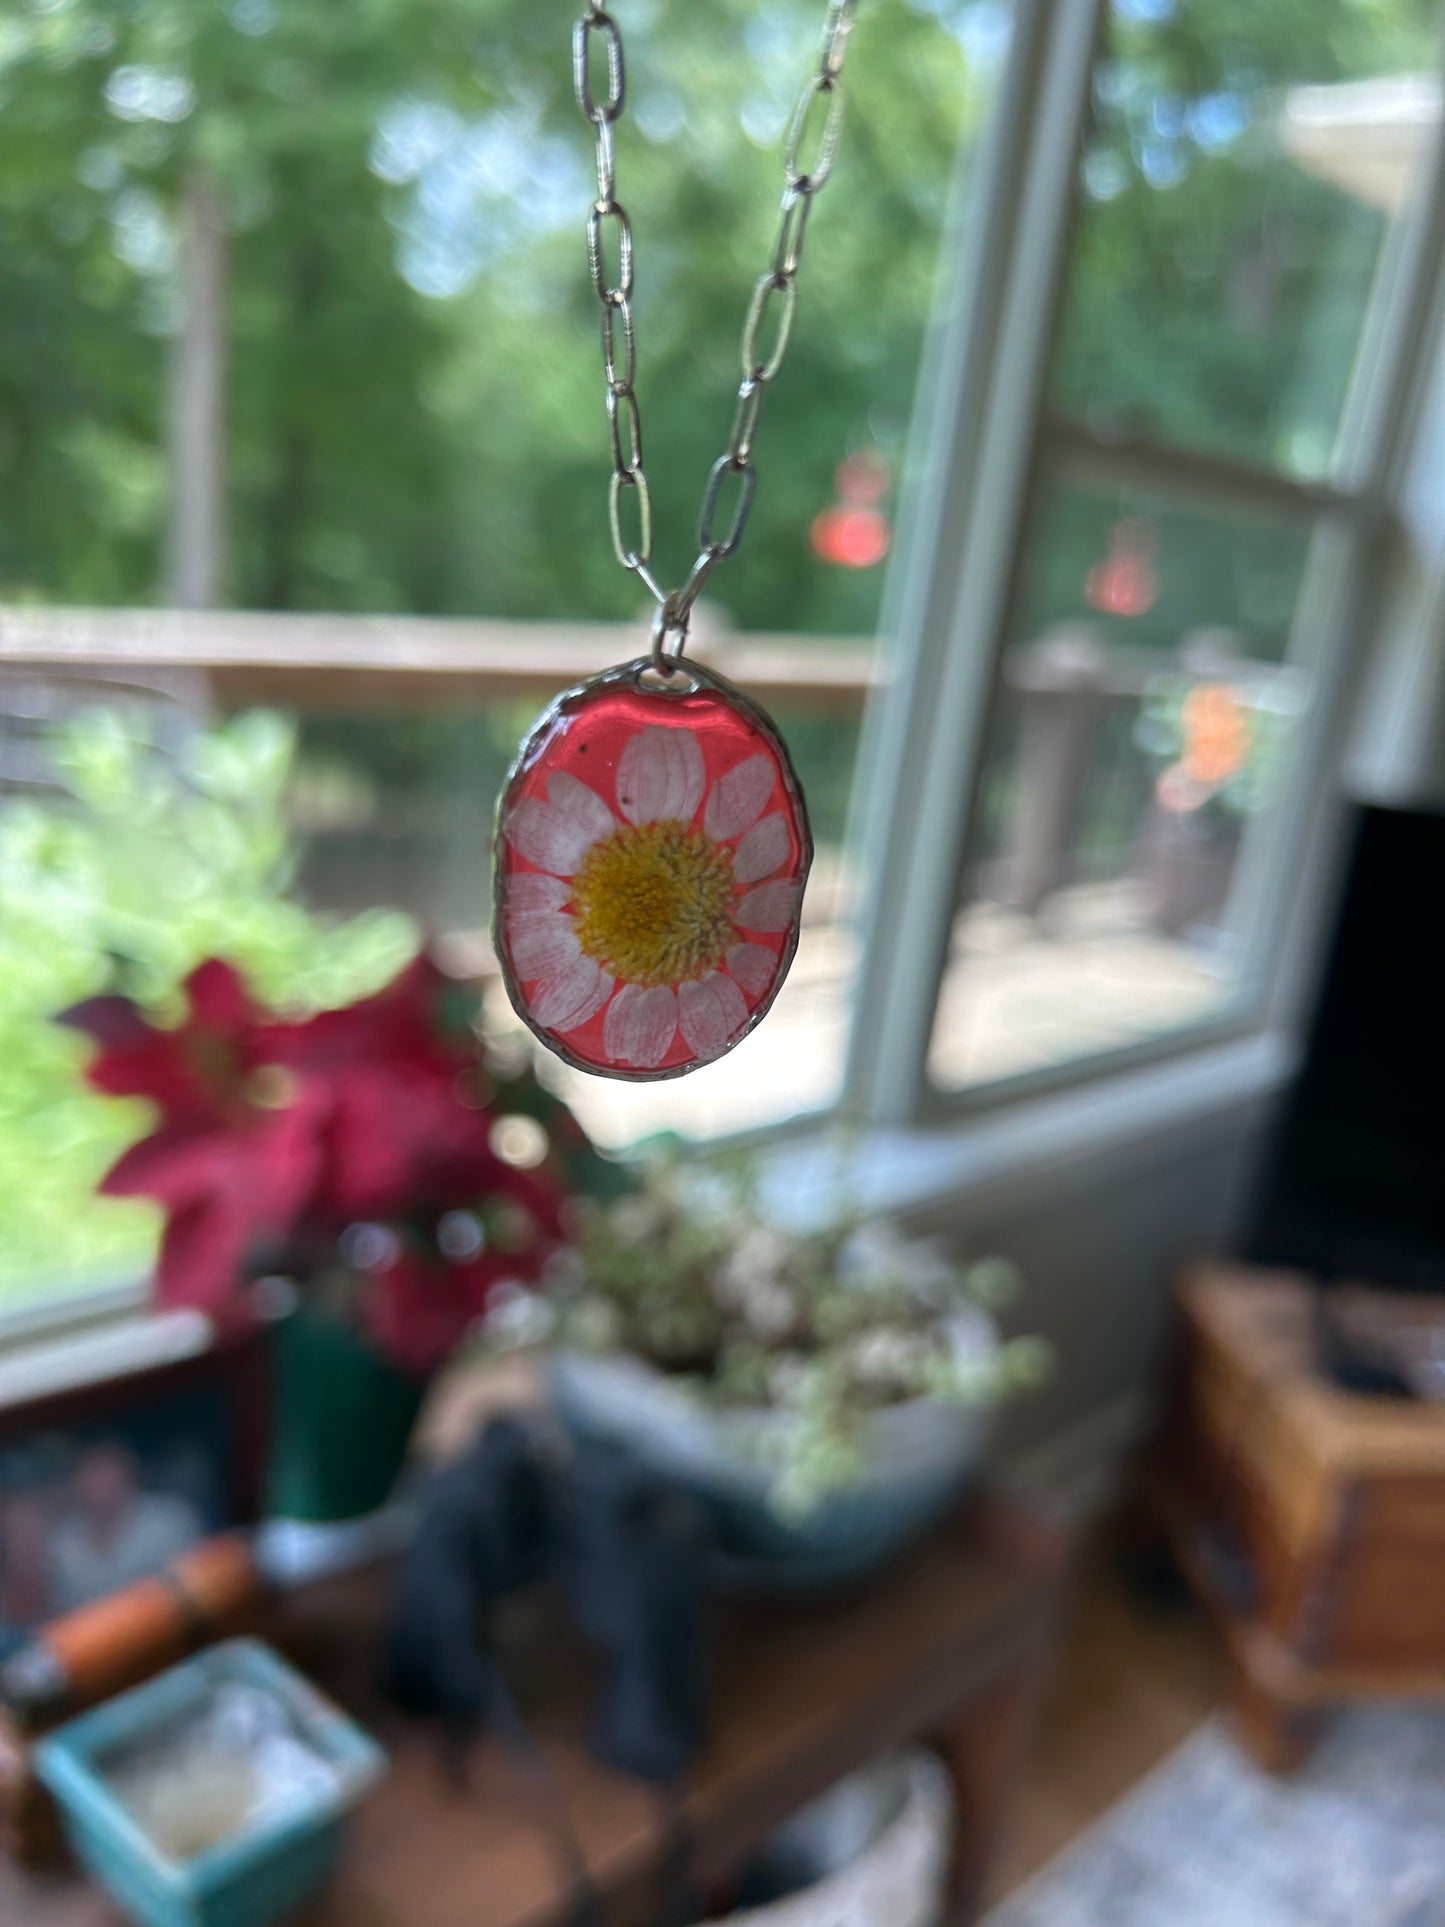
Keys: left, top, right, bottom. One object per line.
{"left": 61, "top": 954, "right": 598, "bottom": 1376}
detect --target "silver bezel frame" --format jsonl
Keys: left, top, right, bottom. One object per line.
{"left": 491, "top": 654, "right": 815, "bottom": 1082}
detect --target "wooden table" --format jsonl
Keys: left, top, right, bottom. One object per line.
{"left": 1147, "top": 1261, "right": 1445, "bottom": 1769}
{"left": 6, "top": 1500, "right": 1066, "bottom": 1927}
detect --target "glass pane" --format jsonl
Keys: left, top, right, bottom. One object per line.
{"left": 1053, "top": 0, "right": 1442, "bottom": 479}
{"left": 927, "top": 471, "right": 1315, "bottom": 1091}
{"left": 1, "top": 1, "right": 1016, "bottom": 1319}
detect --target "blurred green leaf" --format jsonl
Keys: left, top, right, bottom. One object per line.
{"left": 0, "top": 708, "right": 418, "bottom": 1306}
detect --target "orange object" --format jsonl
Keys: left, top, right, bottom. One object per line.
{"left": 1179, "top": 682, "right": 1250, "bottom": 788}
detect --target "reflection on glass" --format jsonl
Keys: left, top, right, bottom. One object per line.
{"left": 928, "top": 473, "right": 1315, "bottom": 1090}
{"left": 1053, "top": 0, "right": 1441, "bottom": 477}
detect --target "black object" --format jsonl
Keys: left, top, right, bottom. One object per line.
{"left": 387, "top": 1417, "right": 550, "bottom": 1746}
{"left": 1243, "top": 802, "right": 1445, "bottom": 1294}
{"left": 552, "top": 1441, "right": 711, "bottom": 1782}
{"left": 386, "top": 1419, "right": 711, "bottom": 1783}
{"left": 1314, "top": 1304, "right": 1418, "bottom": 1400}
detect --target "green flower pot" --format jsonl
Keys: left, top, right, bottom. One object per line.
{"left": 265, "top": 1305, "right": 425, "bottom": 1525}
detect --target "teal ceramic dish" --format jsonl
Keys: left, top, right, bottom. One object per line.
{"left": 35, "top": 1638, "right": 385, "bottom": 1927}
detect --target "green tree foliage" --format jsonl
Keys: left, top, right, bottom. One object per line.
{"left": 0, "top": 0, "right": 982, "bottom": 634}
{"left": 1054, "top": 0, "right": 1438, "bottom": 481}
{"left": 2, "top": 0, "right": 1436, "bottom": 644}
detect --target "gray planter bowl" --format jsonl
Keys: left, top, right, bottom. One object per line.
{"left": 546, "top": 1307, "right": 996, "bottom": 1591}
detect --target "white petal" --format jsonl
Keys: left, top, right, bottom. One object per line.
{"left": 678, "top": 972, "right": 749, "bottom": 1060}
{"left": 616, "top": 726, "right": 705, "bottom": 827}
{"left": 726, "top": 942, "right": 777, "bottom": 998}
{"left": 735, "top": 880, "right": 801, "bottom": 933}
{"left": 505, "top": 873, "right": 570, "bottom": 914}
{"left": 704, "top": 754, "right": 775, "bottom": 841}
{"left": 603, "top": 982, "right": 678, "bottom": 1068}
{"left": 547, "top": 770, "right": 616, "bottom": 844}
{"left": 626, "top": 986, "right": 679, "bottom": 1069}
{"left": 612, "top": 978, "right": 682, "bottom": 1071}
{"left": 530, "top": 955, "right": 613, "bottom": 1033}
{"left": 507, "top": 909, "right": 580, "bottom": 980}
{"left": 602, "top": 982, "right": 641, "bottom": 1060}
{"left": 503, "top": 772, "right": 614, "bottom": 876}
{"left": 733, "top": 812, "right": 790, "bottom": 883}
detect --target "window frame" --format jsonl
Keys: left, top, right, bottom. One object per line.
{"left": 845, "top": 0, "right": 1445, "bottom": 1129}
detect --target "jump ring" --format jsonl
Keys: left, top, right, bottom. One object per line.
{"left": 650, "top": 592, "right": 689, "bottom": 673}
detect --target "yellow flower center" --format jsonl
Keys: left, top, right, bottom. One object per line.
{"left": 570, "top": 821, "right": 735, "bottom": 987}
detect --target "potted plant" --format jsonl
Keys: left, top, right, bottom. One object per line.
{"left": 486, "top": 1161, "right": 1051, "bottom": 1586}
{"left": 62, "top": 952, "right": 608, "bottom": 1525}
{"left": 0, "top": 707, "right": 419, "bottom": 1319}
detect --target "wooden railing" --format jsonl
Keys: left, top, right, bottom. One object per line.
{"left": 2, "top": 606, "right": 1301, "bottom": 930}
{"left": 0, "top": 607, "right": 878, "bottom": 713}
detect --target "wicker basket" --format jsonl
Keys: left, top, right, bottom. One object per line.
{"left": 693, "top": 1751, "right": 952, "bottom": 1927}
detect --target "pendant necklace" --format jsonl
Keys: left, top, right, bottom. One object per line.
{"left": 494, "top": 0, "right": 859, "bottom": 1081}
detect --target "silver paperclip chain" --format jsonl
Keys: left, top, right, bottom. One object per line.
{"left": 572, "top": 1, "right": 860, "bottom": 664}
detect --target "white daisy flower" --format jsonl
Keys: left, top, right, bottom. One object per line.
{"left": 500, "top": 724, "right": 802, "bottom": 1069}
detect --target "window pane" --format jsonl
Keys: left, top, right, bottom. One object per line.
{"left": 927, "top": 470, "right": 1315, "bottom": 1091}
{"left": 1053, "top": 0, "right": 1441, "bottom": 479}
{"left": 1, "top": 0, "right": 1007, "bottom": 632}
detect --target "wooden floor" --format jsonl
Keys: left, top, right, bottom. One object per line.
{"left": 985, "top": 1538, "right": 1222, "bottom": 1905}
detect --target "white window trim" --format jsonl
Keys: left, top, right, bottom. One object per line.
{"left": 772, "top": 1026, "right": 1294, "bottom": 1230}
{"left": 847, "top": 0, "right": 1105, "bottom": 1125}
{"left": 0, "top": 1306, "right": 210, "bottom": 1405}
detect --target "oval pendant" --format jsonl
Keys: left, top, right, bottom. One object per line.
{"left": 493, "top": 657, "right": 812, "bottom": 1080}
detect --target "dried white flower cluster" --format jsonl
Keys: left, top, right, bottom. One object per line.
{"left": 485, "top": 1159, "right": 1052, "bottom": 1506}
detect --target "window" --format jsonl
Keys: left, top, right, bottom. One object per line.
{"left": 922, "top": 0, "right": 1442, "bottom": 1100}
{"left": 2, "top": 0, "right": 1443, "bottom": 1326}
{"left": 1, "top": 0, "right": 1013, "bottom": 1316}
{"left": 847, "top": 0, "right": 1445, "bottom": 1120}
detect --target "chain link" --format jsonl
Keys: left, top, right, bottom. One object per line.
{"left": 573, "top": 0, "right": 859, "bottom": 639}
